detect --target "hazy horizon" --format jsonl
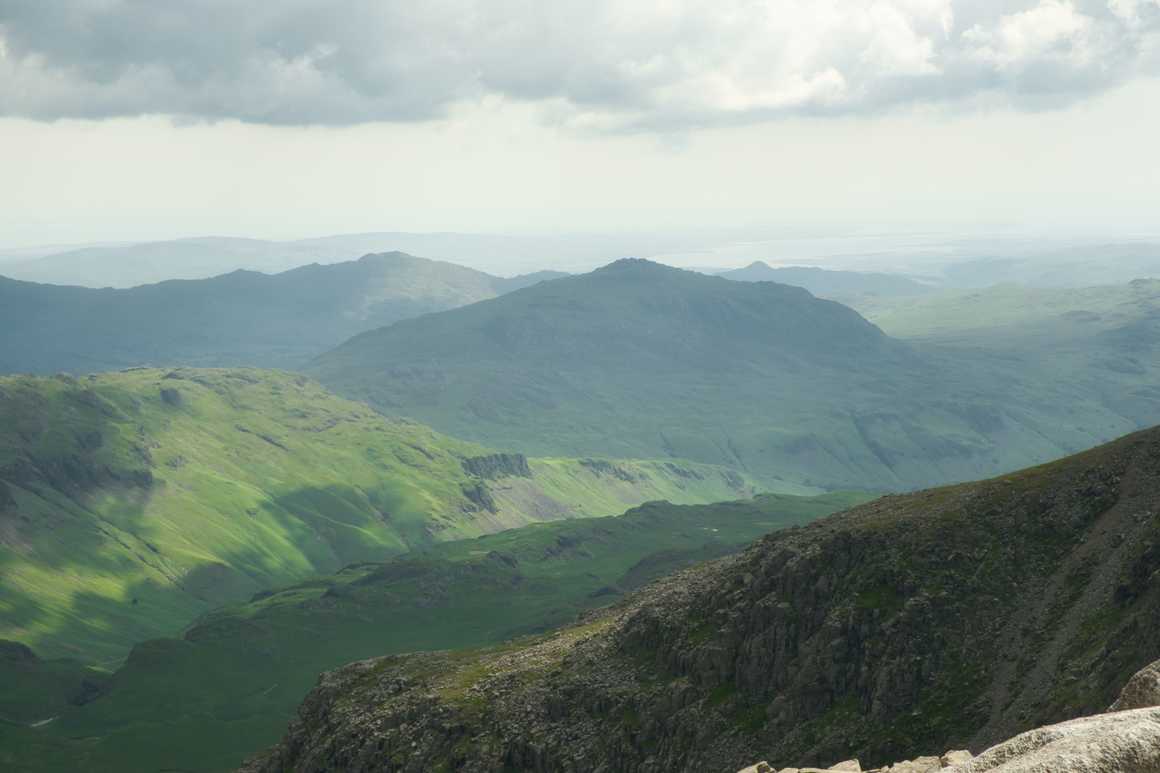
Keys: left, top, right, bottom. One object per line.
{"left": 4, "top": 2, "right": 1159, "bottom": 253}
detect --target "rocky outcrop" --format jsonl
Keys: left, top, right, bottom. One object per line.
{"left": 0, "top": 639, "right": 38, "bottom": 662}
{"left": 1113, "top": 659, "right": 1160, "bottom": 712}
{"left": 954, "top": 708, "right": 1160, "bottom": 772}
{"left": 745, "top": 658, "right": 1160, "bottom": 773}
{"left": 247, "top": 428, "right": 1160, "bottom": 773}
{"left": 460, "top": 481, "right": 499, "bottom": 513}
{"left": 461, "top": 453, "right": 533, "bottom": 480}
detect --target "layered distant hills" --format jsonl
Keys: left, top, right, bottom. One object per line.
{"left": 310, "top": 259, "right": 1160, "bottom": 490}
{"left": 0, "top": 252, "right": 565, "bottom": 372}
{"left": 717, "top": 261, "right": 930, "bottom": 300}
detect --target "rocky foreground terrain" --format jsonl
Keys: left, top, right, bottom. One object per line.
{"left": 741, "top": 656, "right": 1160, "bottom": 771}
{"left": 245, "top": 428, "right": 1160, "bottom": 772}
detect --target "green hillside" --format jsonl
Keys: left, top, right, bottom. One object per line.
{"left": 310, "top": 259, "right": 1159, "bottom": 491}
{"left": 0, "top": 368, "right": 771, "bottom": 664}
{"left": 0, "top": 490, "right": 865, "bottom": 773}
{"left": 0, "top": 251, "right": 564, "bottom": 373}
{"left": 850, "top": 278, "right": 1160, "bottom": 346}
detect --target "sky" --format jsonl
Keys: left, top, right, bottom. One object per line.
{"left": 2, "top": 0, "right": 1159, "bottom": 249}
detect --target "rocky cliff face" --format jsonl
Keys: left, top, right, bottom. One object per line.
{"left": 461, "top": 453, "right": 533, "bottom": 480}
{"left": 246, "top": 428, "right": 1160, "bottom": 773}
{"left": 745, "top": 657, "right": 1160, "bottom": 773}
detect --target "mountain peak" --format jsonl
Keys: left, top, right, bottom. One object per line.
{"left": 356, "top": 250, "right": 420, "bottom": 263}
{"left": 594, "top": 257, "right": 679, "bottom": 274}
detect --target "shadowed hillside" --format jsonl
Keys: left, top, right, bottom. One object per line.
{"left": 0, "top": 252, "right": 565, "bottom": 373}
{"left": 311, "top": 259, "right": 1159, "bottom": 491}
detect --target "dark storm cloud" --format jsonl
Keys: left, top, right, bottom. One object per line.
{"left": 0, "top": 0, "right": 1157, "bottom": 128}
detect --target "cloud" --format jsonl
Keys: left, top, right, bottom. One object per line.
{"left": 0, "top": 0, "right": 1157, "bottom": 129}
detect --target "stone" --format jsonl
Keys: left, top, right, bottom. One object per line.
{"left": 738, "top": 763, "right": 774, "bottom": 773}
{"left": 831, "top": 762, "right": 862, "bottom": 772}
{"left": 952, "top": 707, "right": 1160, "bottom": 772}
{"left": 940, "top": 750, "right": 973, "bottom": 767}
{"left": 885, "top": 758, "right": 941, "bottom": 773}
{"left": 1110, "top": 659, "right": 1160, "bottom": 712}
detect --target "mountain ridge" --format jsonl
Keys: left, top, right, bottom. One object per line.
{"left": 0, "top": 252, "right": 566, "bottom": 373}
{"left": 310, "top": 259, "right": 1157, "bottom": 491}
{"left": 718, "top": 261, "right": 931, "bottom": 299}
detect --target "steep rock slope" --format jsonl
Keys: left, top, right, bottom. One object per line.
{"left": 747, "top": 658, "right": 1160, "bottom": 772}
{"left": 252, "top": 427, "right": 1160, "bottom": 772}
{"left": 0, "top": 251, "right": 563, "bottom": 373}
{"left": 311, "top": 259, "right": 1155, "bottom": 490}
{"left": 0, "top": 368, "right": 763, "bottom": 663}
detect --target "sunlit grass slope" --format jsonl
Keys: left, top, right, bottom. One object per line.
{"left": 0, "top": 368, "right": 772, "bottom": 664}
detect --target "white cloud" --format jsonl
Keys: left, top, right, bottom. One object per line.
{"left": 0, "top": 0, "right": 1157, "bottom": 129}
{"left": 964, "top": 1, "right": 1095, "bottom": 68}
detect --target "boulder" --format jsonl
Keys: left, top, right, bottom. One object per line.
{"left": 880, "top": 757, "right": 941, "bottom": 772}
{"left": 941, "top": 751, "right": 973, "bottom": 766}
{"left": 1111, "top": 660, "right": 1160, "bottom": 712}
{"left": 951, "top": 707, "right": 1160, "bottom": 772}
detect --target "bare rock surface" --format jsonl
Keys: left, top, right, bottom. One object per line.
{"left": 1113, "top": 659, "right": 1160, "bottom": 712}
{"left": 952, "top": 707, "right": 1160, "bottom": 773}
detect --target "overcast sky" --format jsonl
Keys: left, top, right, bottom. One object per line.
{"left": 2, "top": 0, "right": 1158, "bottom": 247}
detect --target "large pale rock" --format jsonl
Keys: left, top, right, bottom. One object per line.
{"left": 1112, "top": 660, "right": 1160, "bottom": 712}
{"left": 831, "top": 762, "right": 862, "bottom": 772}
{"left": 881, "top": 757, "right": 941, "bottom": 772}
{"left": 941, "top": 751, "right": 973, "bottom": 766}
{"left": 738, "top": 763, "right": 774, "bottom": 773}
{"left": 951, "top": 707, "right": 1160, "bottom": 772}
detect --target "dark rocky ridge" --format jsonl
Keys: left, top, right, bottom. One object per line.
{"left": 461, "top": 453, "right": 533, "bottom": 480}
{"left": 247, "top": 427, "right": 1160, "bottom": 772}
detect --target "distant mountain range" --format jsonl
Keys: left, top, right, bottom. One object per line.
{"left": 0, "top": 252, "right": 566, "bottom": 373}
{"left": 309, "top": 258, "right": 1160, "bottom": 490}
{"left": 717, "top": 261, "right": 931, "bottom": 299}
{"left": 0, "top": 231, "right": 705, "bottom": 287}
